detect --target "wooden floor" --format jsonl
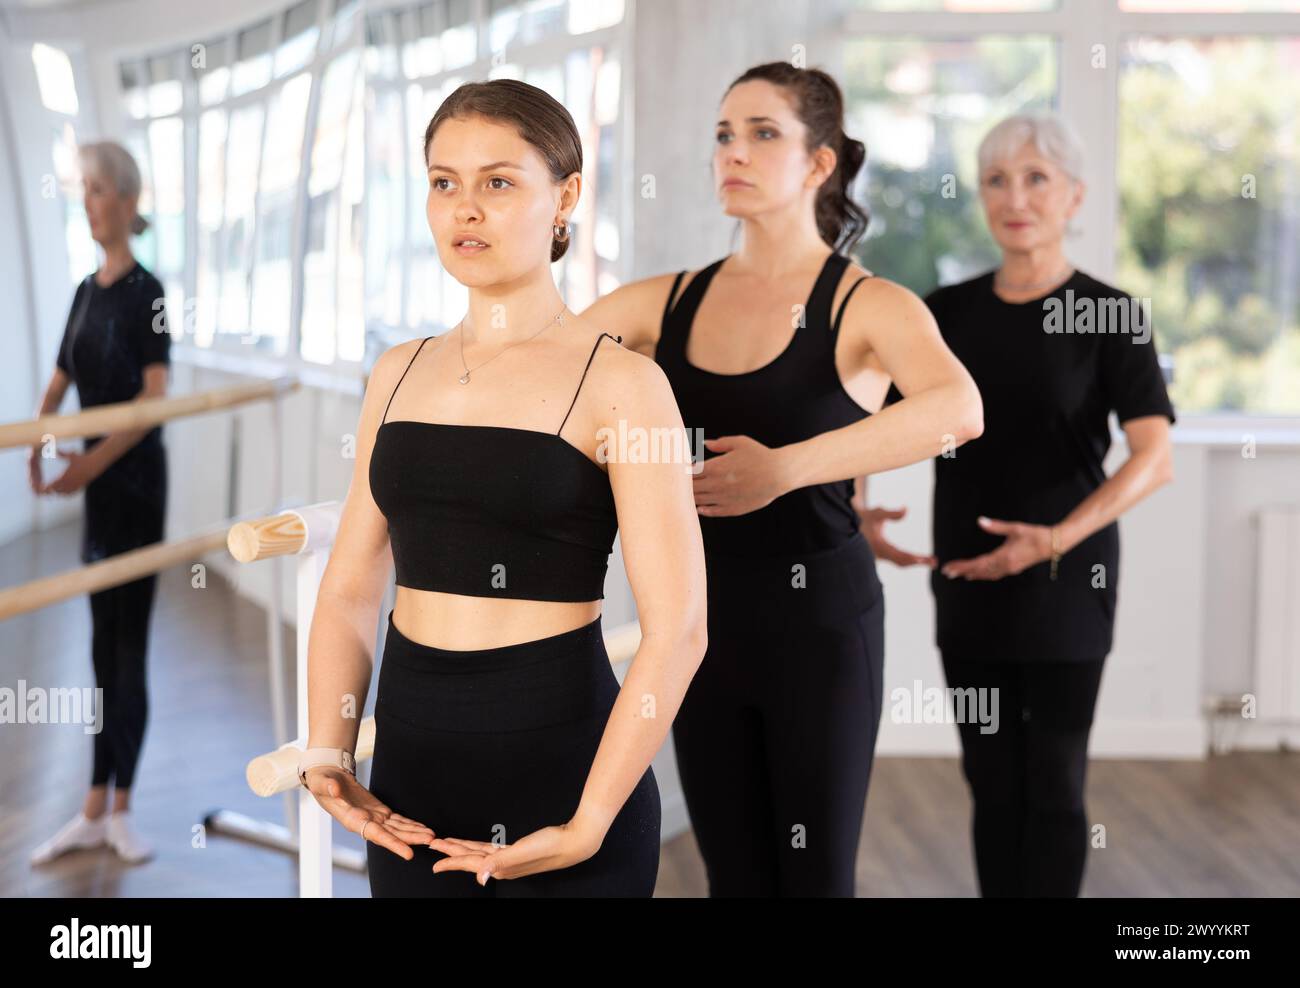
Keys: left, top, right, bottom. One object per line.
{"left": 4, "top": 522, "right": 1298, "bottom": 897}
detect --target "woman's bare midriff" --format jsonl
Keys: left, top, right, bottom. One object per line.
{"left": 392, "top": 585, "right": 602, "bottom": 650}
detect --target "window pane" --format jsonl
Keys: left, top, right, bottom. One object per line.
{"left": 232, "top": 19, "right": 274, "bottom": 96}
{"left": 149, "top": 52, "right": 183, "bottom": 116}
{"left": 194, "top": 37, "right": 231, "bottom": 105}
{"left": 196, "top": 109, "right": 228, "bottom": 343}
{"left": 1118, "top": 36, "right": 1300, "bottom": 414}
{"left": 365, "top": 9, "right": 401, "bottom": 79}
{"left": 276, "top": 0, "right": 320, "bottom": 77}
{"left": 32, "top": 43, "right": 79, "bottom": 116}
{"left": 443, "top": 0, "right": 477, "bottom": 69}
{"left": 251, "top": 71, "right": 313, "bottom": 348}
{"left": 490, "top": 0, "right": 567, "bottom": 51}
{"left": 551, "top": 46, "right": 621, "bottom": 307}
{"left": 337, "top": 65, "right": 366, "bottom": 362}
{"left": 303, "top": 50, "right": 361, "bottom": 362}
{"left": 221, "top": 104, "right": 265, "bottom": 338}
{"left": 843, "top": 36, "right": 1057, "bottom": 295}
{"left": 147, "top": 117, "right": 185, "bottom": 280}
{"left": 364, "top": 89, "right": 407, "bottom": 331}
{"left": 119, "top": 60, "right": 149, "bottom": 120}
{"left": 402, "top": 2, "right": 444, "bottom": 79}
{"left": 329, "top": 0, "right": 362, "bottom": 50}
{"left": 568, "top": 0, "right": 624, "bottom": 32}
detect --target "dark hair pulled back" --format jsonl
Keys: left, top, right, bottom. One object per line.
{"left": 726, "top": 62, "right": 869, "bottom": 252}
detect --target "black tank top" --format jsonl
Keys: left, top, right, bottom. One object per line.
{"left": 654, "top": 251, "right": 874, "bottom": 557}
{"left": 368, "top": 332, "right": 622, "bottom": 602}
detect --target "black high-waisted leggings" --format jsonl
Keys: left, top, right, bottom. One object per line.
{"left": 671, "top": 535, "right": 886, "bottom": 897}
{"left": 366, "top": 610, "right": 661, "bottom": 897}
{"left": 940, "top": 651, "right": 1107, "bottom": 897}
{"left": 83, "top": 440, "right": 165, "bottom": 790}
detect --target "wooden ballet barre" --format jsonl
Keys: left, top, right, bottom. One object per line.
{"left": 227, "top": 503, "right": 340, "bottom": 563}
{"left": 0, "top": 376, "right": 299, "bottom": 450}
{"left": 246, "top": 620, "right": 645, "bottom": 797}
{"left": 0, "top": 522, "right": 233, "bottom": 621}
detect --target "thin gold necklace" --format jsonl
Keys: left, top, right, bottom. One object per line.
{"left": 456, "top": 306, "right": 567, "bottom": 384}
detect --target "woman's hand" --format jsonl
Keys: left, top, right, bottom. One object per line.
{"left": 427, "top": 818, "right": 603, "bottom": 885}
{"left": 303, "top": 766, "right": 436, "bottom": 861}
{"left": 854, "top": 503, "right": 937, "bottom": 567}
{"left": 43, "top": 448, "right": 101, "bottom": 496}
{"left": 941, "top": 516, "right": 1053, "bottom": 581}
{"left": 693, "top": 435, "right": 791, "bottom": 517}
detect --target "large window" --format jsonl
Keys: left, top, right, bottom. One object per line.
{"left": 118, "top": 0, "right": 364, "bottom": 364}
{"left": 842, "top": 0, "right": 1300, "bottom": 415}
{"left": 118, "top": 54, "right": 185, "bottom": 314}
{"left": 31, "top": 42, "right": 96, "bottom": 285}
{"left": 846, "top": 36, "right": 1057, "bottom": 294}
{"left": 1117, "top": 36, "right": 1300, "bottom": 413}
{"left": 363, "top": 0, "right": 629, "bottom": 350}
{"left": 303, "top": 48, "right": 365, "bottom": 364}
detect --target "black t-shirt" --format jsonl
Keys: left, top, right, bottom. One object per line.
{"left": 57, "top": 261, "right": 171, "bottom": 458}
{"left": 884, "top": 269, "right": 1176, "bottom": 662}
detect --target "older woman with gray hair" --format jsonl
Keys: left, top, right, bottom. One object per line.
{"left": 861, "top": 112, "right": 1176, "bottom": 896}
{"left": 28, "top": 140, "right": 171, "bottom": 867}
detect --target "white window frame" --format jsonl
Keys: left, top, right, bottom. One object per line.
{"left": 115, "top": 0, "right": 369, "bottom": 392}
{"left": 839, "top": 0, "right": 1300, "bottom": 432}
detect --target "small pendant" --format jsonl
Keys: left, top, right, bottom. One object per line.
{"left": 458, "top": 373, "right": 470, "bottom": 384}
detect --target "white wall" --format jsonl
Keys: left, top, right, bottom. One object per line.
{"left": 0, "top": 17, "right": 44, "bottom": 552}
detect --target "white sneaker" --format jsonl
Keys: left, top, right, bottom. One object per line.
{"left": 29, "top": 811, "right": 108, "bottom": 864}
{"left": 105, "top": 810, "right": 155, "bottom": 864}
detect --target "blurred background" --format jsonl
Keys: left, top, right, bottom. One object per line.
{"left": 2, "top": 0, "right": 1298, "bottom": 897}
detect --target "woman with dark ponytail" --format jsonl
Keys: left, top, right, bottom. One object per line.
{"left": 582, "top": 62, "right": 983, "bottom": 896}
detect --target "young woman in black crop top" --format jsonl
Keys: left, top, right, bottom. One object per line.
{"left": 299, "top": 80, "right": 707, "bottom": 897}
{"left": 581, "top": 63, "right": 983, "bottom": 896}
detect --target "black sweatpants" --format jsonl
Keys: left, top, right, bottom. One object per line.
{"left": 672, "top": 535, "right": 885, "bottom": 897}
{"left": 366, "top": 611, "right": 661, "bottom": 897}
{"left": 83, "top": 440, "right": 166, "bottom": 791}
{"left": 940, "top": 651, "right": 1107, "bottom": 897}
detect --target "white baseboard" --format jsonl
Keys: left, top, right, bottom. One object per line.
{"left": 1207, "top": 719, "right": 1300, "bottom": 752}
{"left": 875, "top": 717, "right": 1209, "bottom": 759}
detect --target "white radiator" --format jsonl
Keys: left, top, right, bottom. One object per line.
{"left": 1254, "top": 507, "right": 1300, "bottom": 724}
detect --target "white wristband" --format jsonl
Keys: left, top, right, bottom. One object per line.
{"left": 298, "top": 747, "right": 356, "bottom": 787}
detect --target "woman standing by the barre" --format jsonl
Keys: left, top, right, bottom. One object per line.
{"left": 28, "top": 141, "right": 171, "bottom": 867}
{"left": 864, "top": 113, "right": 1176, "bottom": 897}
{"left": 583, "top": 62, "right": 983, "bottom": 896}
{"left": 299, "top": 79, "right": 706, "bottom": 897}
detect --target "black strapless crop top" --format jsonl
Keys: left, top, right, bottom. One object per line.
{"left": 368, "top": 332, "right": 622, "bottom": 602}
